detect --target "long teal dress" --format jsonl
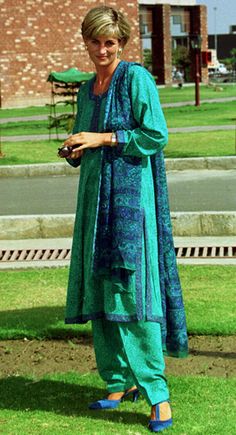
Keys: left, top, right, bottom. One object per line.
{"left": 65, "top": 64, "right": 168, "bottom": 325}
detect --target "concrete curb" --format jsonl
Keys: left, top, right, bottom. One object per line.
{"left": 0, "top": 162, "right": 80, "bottom": 178}
{"left": 0, "top": 215, "right": 75, "bottom": 240}
{"left": 171, "top": 212, "right": 236, "bottom": 237}
{"left": 0, "top": 156, "right": 236, "bottom": 178}
{"left": 166, "top": 156, "right": 236, "bottom": 171}
{"left": 1, "top": 212, "right": 236, "bottom": 240}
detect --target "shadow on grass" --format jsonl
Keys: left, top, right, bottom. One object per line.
{"left": 0, "top": 376, "right": 147, "bottom": 426}
{"left": 0, "top": 306, "right": 91, "bottom": 340}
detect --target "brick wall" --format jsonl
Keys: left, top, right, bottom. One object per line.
{"left": 1, "top": 0, "right": 141, "bottom": 108}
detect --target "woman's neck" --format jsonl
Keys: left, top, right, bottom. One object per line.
{"left": 93, "top": 59, "right": 121, "bottom": 95}
{"left": 95, "top": 59, "right": 120, "bottom": 84}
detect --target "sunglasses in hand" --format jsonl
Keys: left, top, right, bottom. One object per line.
{"left": 57, "top": 144, "right": 79, "bottom": 158}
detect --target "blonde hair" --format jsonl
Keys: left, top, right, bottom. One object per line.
{"left": 81, "top": 6, "right": 131, "bottom": 46}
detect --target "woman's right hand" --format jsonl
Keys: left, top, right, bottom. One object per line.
{"left": 61, "top": 134, "right": 85, "bottom": 159}
{"left": 58, "top": 144, "right": 84, "bottom": 159}
{"left": 69, "top": 148, "right": 83, "bottom": 159}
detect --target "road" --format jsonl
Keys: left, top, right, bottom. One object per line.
{"left": 1, "top": 170, "right": 236, "bottom": 216}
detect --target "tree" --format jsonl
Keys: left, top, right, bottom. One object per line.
{"left": 143, "top": 48, "right": 152, "bottom": 72}
{"left": 230, "top": 48, "right": 236, "bottom": 72}
{"left": 172, "top": 46, "right": 191, "bottom": 81}
{"left": 221, "top": 49, "right": 236, "bottom": 73}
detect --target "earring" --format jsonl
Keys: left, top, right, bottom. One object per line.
{"left": 118, "top": 48, "right": 123, "bottom": 58}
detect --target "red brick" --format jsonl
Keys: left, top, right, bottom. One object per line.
{"left": 1, "top": 0, "right": 141, "bottom": 107}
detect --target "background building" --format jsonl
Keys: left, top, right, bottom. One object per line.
{"left": 197, "top": 0, "right": 236, "bottom": 61}
{"left": 1, "top": 0, "right": 141, "bottom": 108}
{"left": 139, "top": 1, "right": 208, "bottom": 84}
{"left": 1, "top": 0, "right": 208, "bottom": 108}
{"left": 208, "top": 34, "right": 236, "bottom": 60}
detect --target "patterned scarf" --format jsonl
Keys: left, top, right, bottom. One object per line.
{"left": 93, "top": 61, "right": 188, "bottom": 357}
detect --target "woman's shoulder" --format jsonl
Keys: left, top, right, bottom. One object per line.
{"left": 79, "top": 78, "right": 92, "bottom": 93}
{"left": 125, "top": 63, "right": 157, "bottom": 93}
{"left": 77, "top": 76, "right": 94, "bottom": 100}
{"left": 127, "top": 62, "right": 155, "bottom": 83}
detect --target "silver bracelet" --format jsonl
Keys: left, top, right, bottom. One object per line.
{"left": 111, "top": 132, "right": 117, "bottom": 147}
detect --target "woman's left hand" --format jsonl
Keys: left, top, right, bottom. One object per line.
{"left": 63, "top": 132, "right": 110, "bottom": 152}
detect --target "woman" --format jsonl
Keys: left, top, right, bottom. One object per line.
{"left": 62, "top": 6, "right": 188, "bottom": 432}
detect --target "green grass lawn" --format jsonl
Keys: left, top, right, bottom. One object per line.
{"left": 0, "top": 84, "right": 235, "bottom": 120}
{"left": 0, "top": 372, "right": 235, "bottom": 434}
{"left": 158, "top": 83, "right": 236, "bottom": 104}
{"left": 1, "top": 120, "right": 51, "bottom": 137}
{"left": 1, "top": 101, "right": 235, "bottom": 138}
{"left": 0, "top": 266, "right": 235, "bottom": 340}
{"left": 179, "top": 266, "right": 236, "bottom": 335}
{"left": 0, "top": 266, "right": 235, "bottom": 433}
{"left": 0, "top": 104, "right": 72, "bottom": 119}
{"left": 163, "top": 101, "right": 236, "bottom": 128}
{"left": 0, "top": 129, "right": 235, "bottom": 166}
{"left": 166, "top": 130, "right": 235, "bottom": 158}
{"left": 0, "top": 140, "right": 61, "bottom": 165}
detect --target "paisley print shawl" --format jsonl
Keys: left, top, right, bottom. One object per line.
{"left": 92, "top": 61, "right": 188, "bottom": 357}
{"left": 92, "top": 61, "right": 142, "bottom": 287}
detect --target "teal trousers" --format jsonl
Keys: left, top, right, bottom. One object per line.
{"left": 92, "top": 319, "right": 169, "bottom": 406}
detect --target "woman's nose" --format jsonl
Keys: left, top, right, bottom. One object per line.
{"left": 99, "top": 44, "right": 107, "bottom": 54}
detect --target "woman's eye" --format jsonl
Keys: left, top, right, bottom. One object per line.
{"left": 106, "top": 41, "right": 115, "bottom": 47}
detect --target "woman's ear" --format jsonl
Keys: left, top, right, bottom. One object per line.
{"left": 117, "top": 39, "right": 125, "bottom": 57}
{"left": 119, "top": 38, "right": 126, "bottom": 49}
{"left": 83, "top": 37, "right": 89, "bottom": 47}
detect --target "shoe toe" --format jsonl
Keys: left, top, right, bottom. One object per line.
{"left": 89, "top": 399, "right": 120, "bottom": 410}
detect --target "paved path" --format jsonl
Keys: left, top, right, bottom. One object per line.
{"left": 2, "top": 133, "right": 67, "bottom": 142}
{"left": 0, "top": 115, "right": 49, "bottom": 124}
{"left": 162, "top": 96, "right": 236, "bottom": 108}
{"left": 170, "top": 125, "right": 235, "bottom": 133}
{"left": 1, "top": 169, "right": 236, "bottom": 216}
{"left": 2, "top": 124, "right": 236, "bottom": 142}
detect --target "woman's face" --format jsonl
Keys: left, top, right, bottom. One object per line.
{"left": 85, "top": 35, "right": 122, "bottom": 68}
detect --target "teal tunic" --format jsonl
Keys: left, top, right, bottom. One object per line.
{"left": 65, "top": 64, "right": 168, "bottom": 324}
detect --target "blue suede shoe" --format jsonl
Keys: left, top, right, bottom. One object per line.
{"left": 123, "top": 388, "right": 139, "bottom": 403}
{"left": 89, "top": 388, "right": 139, "bottom": 410}
{"left": 149, "top": 401, "right": 173, "bottom": 432}
{"left": 88, "top": 398, "right": 121, "bottom": 410}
